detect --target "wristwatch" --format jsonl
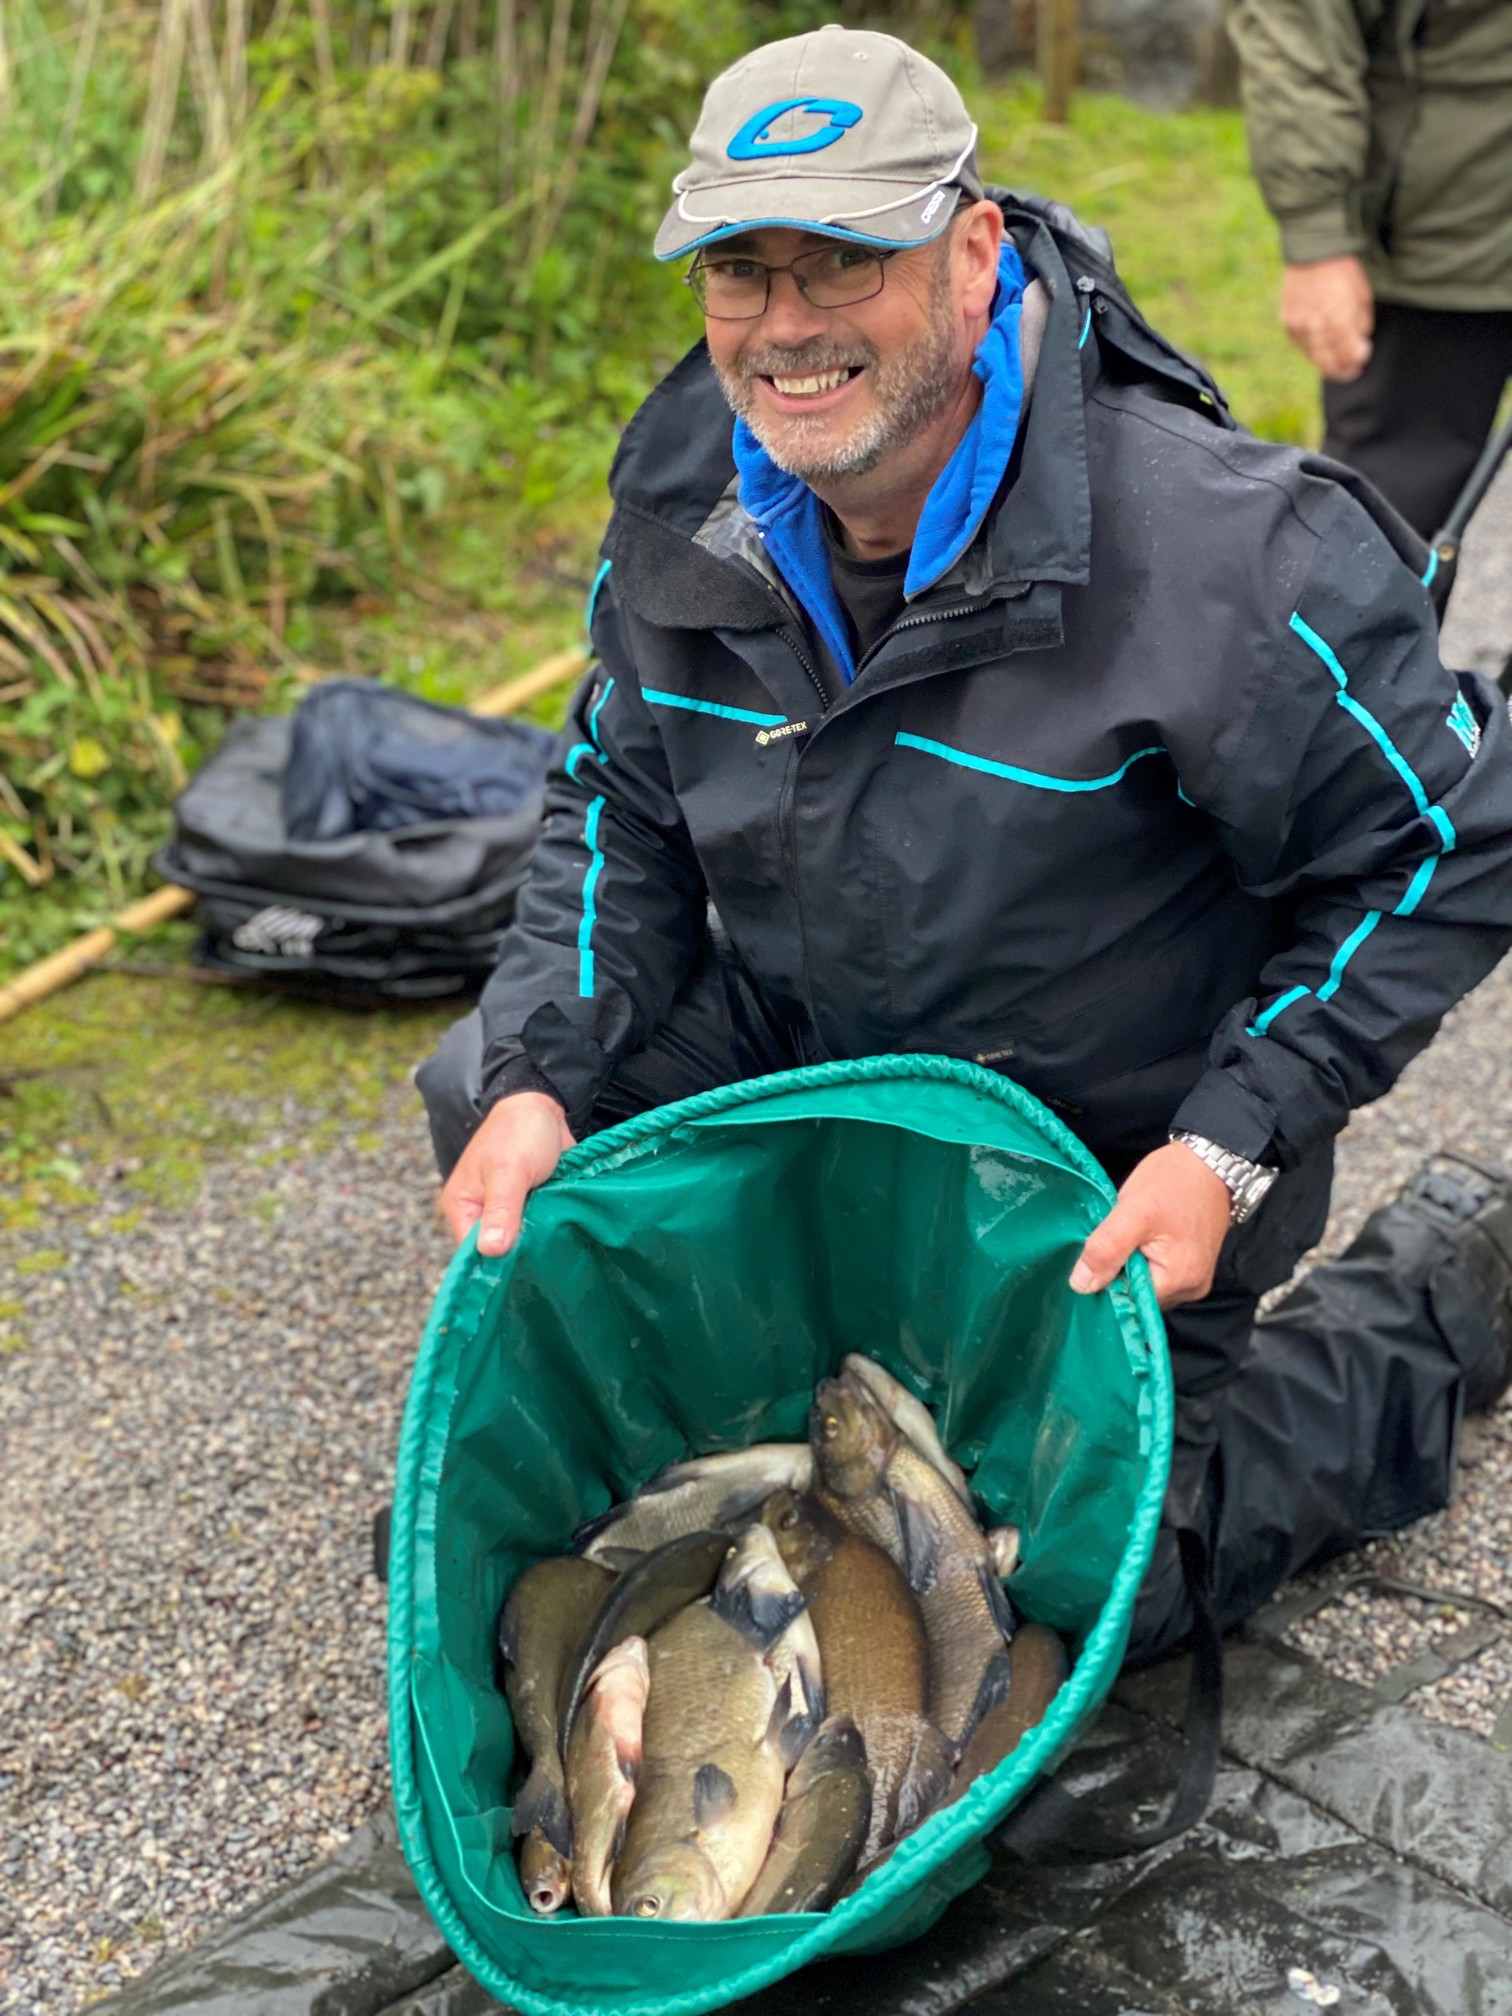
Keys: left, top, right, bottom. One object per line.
{"left": 1168, "top": 1130, "right": 1278, "bottom": 1225}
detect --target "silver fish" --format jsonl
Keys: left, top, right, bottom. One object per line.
{"left": 575, "top": 1444, "right": 813, "bottom": 1563}
{"left": 613, "top": 1525, "right": 817, "bottom": 1920}
{"left": 564, "top": 1637, "right": 651, "bottom": 1916}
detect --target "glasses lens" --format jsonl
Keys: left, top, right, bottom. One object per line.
{"left": 794, "top": 244, "right": 886, "bottom": 307}
{"left": 691, "top": 257, "right": 769, "bottom": 319}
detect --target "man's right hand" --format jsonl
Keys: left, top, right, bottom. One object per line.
{"left": 1280, "top": 255, "right": 1374, "bottom": 382}
{"left": 439, "top": 1091, "right": 577, "bottom": 1255}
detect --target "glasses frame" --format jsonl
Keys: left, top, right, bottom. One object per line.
{"left": 684, "top": 242, "right": 901, "bottom": 321}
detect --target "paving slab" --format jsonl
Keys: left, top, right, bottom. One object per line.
{"left": 93, "top": 1636, "right": 1512, "bottom": 2016}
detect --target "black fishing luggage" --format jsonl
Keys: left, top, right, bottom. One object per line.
{"left": 154, "top": 681, "right": 555, "bottom": 1001}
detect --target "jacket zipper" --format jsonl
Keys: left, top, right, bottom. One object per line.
{"left": 853, "top": 601, "right": 979, "bottom": 680}
{"left": 778, "top": 626, "right": 829, "bottom": 708}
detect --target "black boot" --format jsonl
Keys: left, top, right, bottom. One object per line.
{"left": 1390, "top": 1151, "right": 1512, "bottom": 1411}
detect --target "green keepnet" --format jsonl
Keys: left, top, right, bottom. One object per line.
{"left": 388, "top": 1056, "right": 1172, "bottom": 2016}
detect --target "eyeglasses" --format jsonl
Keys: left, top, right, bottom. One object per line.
{"left": 685, "top": 242, "right": 900, "bottom": 321}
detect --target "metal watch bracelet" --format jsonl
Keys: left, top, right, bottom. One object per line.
{"left": 1168, "top": 1129, "right": 1278, "bottom": 1225}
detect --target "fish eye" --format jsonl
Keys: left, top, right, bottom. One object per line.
{"left": 779, "top": 1507, "right": 799, "bottom": 1529}
{"left": 633, "top": 1895, "right": 662, "bottom": 1918}
{"left": 821, "top": 1415, "right": 840, "bottom": 1441}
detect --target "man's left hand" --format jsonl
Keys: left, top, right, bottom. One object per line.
{"left": 1069, "top": 1141, "right": 1232, "bottom": 1309}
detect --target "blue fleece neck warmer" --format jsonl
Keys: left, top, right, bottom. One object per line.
{"left": 732, "top": 239, "right": 1027, "bottom": 686}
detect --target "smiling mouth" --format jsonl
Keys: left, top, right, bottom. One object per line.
{"left": 762, "top": 365, "right": 864, "bottom": 398}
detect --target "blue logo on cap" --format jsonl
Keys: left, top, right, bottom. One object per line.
{"left": 727, "top": 97, "right": 864, "bottom": 161}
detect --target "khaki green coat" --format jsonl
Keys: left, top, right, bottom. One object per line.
{"left": 1229, "top": 0, "right": 1512, "bottom": 308}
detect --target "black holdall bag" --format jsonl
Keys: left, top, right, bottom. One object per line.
{"left": 154, "top": 680, "right": 557, "bottom": 1001}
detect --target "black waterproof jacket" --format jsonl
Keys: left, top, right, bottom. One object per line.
{"left": 479, "top": 196, "right": 1512, "bottom": 1179}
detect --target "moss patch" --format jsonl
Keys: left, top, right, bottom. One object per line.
{"left": 0, "top": 935, "right": 459, "bottom": 1228}
{"left": 15, "top": 1248, "right": 67, "bottom": 1274}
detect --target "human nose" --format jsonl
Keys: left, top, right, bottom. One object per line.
{"left": 756, "top": 266, "right": 831, "bottom": 344}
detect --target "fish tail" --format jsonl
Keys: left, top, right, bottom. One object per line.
{"left": 512, "top": 1762, "right": 573, "bottom": 1859}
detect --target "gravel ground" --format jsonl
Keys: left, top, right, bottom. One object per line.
{"left": 0, "top": 1100, "right": 452, "bottom": 2012}
{"left": 2, "top": 468, "right": 1509, "bottom": 2016}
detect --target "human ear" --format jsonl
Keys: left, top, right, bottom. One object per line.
{"left": 955, "top": 200, "right": 1004, "bottom": 318}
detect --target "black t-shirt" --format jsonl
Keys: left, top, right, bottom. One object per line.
{"left": 822, "top": 510, "right": 909, "bottom": 669}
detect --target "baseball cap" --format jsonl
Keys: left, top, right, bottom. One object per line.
{"left": 654, "top": 25, "right": 984, "bottom": 262}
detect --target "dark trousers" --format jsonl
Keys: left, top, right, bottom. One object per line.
{"left": 1322, "top": 302, "right": 1512, "bottom": 541}
{"left": 418, "top": 947, "right": 1500, "bottom": 1666}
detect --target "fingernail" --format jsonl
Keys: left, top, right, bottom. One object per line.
{"left": 1069, "top": 1262, "right": 1096, "bottom": 1294}
{"left": 478, "top": 1226, "right": 506, "bottom": 1255}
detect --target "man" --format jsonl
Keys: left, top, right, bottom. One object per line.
{"left": 419, "top": 26, "right": 1512, "bottom": 1659}
{"left": 1230, "top": 0, "right": 1512, "bottom": 546}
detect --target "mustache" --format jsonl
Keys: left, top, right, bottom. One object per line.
{"left": 733, "top": 337, "right": 878, "bottom": 381}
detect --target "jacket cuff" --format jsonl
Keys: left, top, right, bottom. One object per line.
{"left": 1276, "top": 201, "right": 1366, "bottom": 268}
{"left": 1169, "top": 1071, "right": 1279, "bottom": 1164}
{"left": 482, "top": 1054, "right": 570, "bottom": 1116}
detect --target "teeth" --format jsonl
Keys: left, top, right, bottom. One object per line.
{"left": 770, "top": 368, "right": 853, "bottom": 396}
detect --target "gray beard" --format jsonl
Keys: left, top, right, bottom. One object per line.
{"left": 712, "top": 301, "right": 964, "bottom": 481}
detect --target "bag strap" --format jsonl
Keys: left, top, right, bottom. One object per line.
{"left": 995, "top": 1525, "right": 1222, "bottom": 1863}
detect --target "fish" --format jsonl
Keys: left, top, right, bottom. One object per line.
{"left": 558, "top": 1529, "right": 730, "bottom": 1744}
{"left": 951, "top": 1622, "right": 1070, "bottom": 1791}
{"left": 808, "top": 1375, "right": 909, "bottom": 1569}
{"left": 498, "top": 1554, "right": 617, "bottom": 1862}
{"left": 718, "top": 1522, "right": 824, "bottom": 1738}
{"left": 738, "top": 1716, "right": 871, "bottom": 1915}
{"left": 762, "top": 1489, "right": 951, "bottom": 1862}
{"left": 563, "top": 1636, "right": 651, "bottom": 1915}
{"left": 574, "top": 1444, "right": 813, "bottom": 1563}
{"left": 612, "top": 1527, "right": 817, "bottom": 1921}
{"left": 840, "top": 1355, "right": 973, "bottom": 1511}
{"left": 517, "top": 1828, "right": 572, "bottom": 1916}
{"left": 887, "top": 1442, "right": 1017, "bottom": 1753}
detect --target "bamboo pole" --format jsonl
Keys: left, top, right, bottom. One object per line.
{"left": 0, "top": 649, "right": 589, "bottom": 1026}
{"left": 1038, "top": 0, "right": 1079, "bottom": 124}
{"left": 0, "top": 885, "right": 195, "bottom": 1024}
{"left": 471, "top": 646, "right": 586, "bottom": 715}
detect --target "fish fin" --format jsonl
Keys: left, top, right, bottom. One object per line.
{"left": 959, "top": 1648, "right": 1015, "bottom": 1752}
{"left": 496, "top": 1594, "right": 519, "bottom": 1669}
{"left": 980, "top": 1559, "right": 1017, "bottom": 1640}
{"left": 797, "top": 1653, "right": 825, "bottom": 1731}
{"left": 709, "top": 1576, "right": 808, "bottom": 1650}
{"left": 988, "top": 1524, "right": 1022, "bottom": 1579}
{"left": 693, "top": 1761, "right": 738, "bottom": 1829}
{"left": 511, "top": 1765, "right": 572, "bottom": 1859}
{"left": 892, "top": 1486, "right": 944, "bottom": 1596}
{"left": 592, "top": 1545, "right": 647, "bottom": 1574}
{"left": 895, "top": 1722, "right": 955, "bottom": 1838}
{"left": 572, "top": 1501, "right": 630, "bottom": 1552}
{"left": 636, "top": 1459, "right": 705, "bottom": 1497}
{"left": 770, "top": 1669, "right": 823, "bottom": 1771}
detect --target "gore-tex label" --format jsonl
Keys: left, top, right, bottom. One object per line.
{"left": 755, "top": 720, "right": 809, "bottom": 747}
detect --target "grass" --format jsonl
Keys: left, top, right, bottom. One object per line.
{"left": 978, "top": 78, "right": 1315, "bottom": 442}
{"left": 0, "top": 919, "right": 461, "bottom": 1228}
{"left": 0, "top": 67, "right": 1318, "bottom": 1224}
